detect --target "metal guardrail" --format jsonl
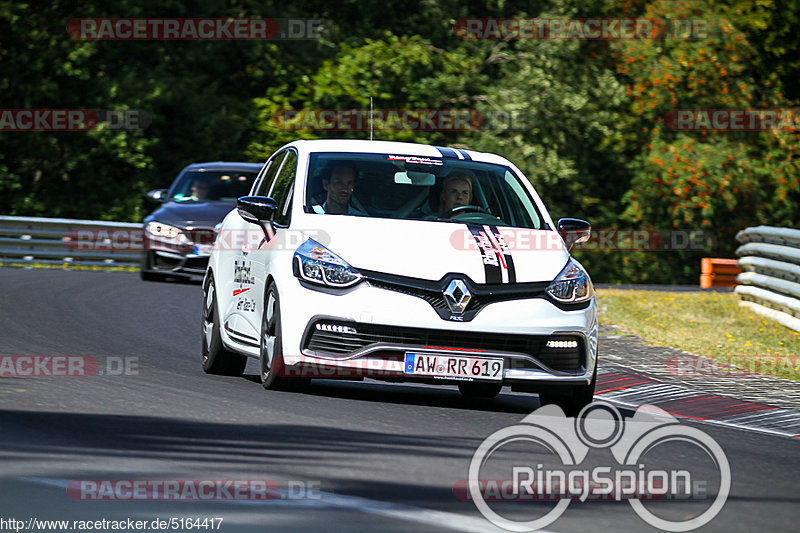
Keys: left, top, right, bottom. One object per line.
{"left": 0, "top": 215, "right": 141, "bottom": 267}
{"left": 735, "top": 225, "right": 800, "bottom": 332}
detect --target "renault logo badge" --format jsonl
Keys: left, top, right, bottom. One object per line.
{"left": 443, "top": 279, "right": 471, "bottom": 314}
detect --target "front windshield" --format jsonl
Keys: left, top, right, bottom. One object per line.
{"left": 171, "top": 170, "right": 257, "bottom": 202}
{"left": 304, "top": 152, "right": 543, "bottom": 229}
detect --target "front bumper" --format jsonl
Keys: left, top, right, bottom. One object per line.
{"left": 143, "top": 230, "right": 215, "bottom": 276}
{"left": 276, "top": 279, "right": 598, "bottom": 387}
{"left": 145, "top": 249, "right": 209, "bottom": 276}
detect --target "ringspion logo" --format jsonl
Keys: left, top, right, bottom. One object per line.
{"left": 467, "top": 402, "right": 729, "bottom": 531}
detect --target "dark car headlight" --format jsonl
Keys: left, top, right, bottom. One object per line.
{"left": 145, "top": 221, "right": 190, "bottom": 245}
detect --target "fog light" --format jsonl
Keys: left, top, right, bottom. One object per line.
{"left": 316, "top": 323, "right": 357, "bottom": 334}
{"left": 546, "top": 340, "right": 578, "bottom": 349}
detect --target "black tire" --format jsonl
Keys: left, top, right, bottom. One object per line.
{"left": 140, "top": 251, "right": 167, "bottom": 282}
{"left": 458, "top": 381, "right": 503, "bottom": 398}
{"left": 260, "top": 283, "right": 307, "bottom": 390}
{"left": 538, "top": 364, "right": 597, "bottom": 417}
{"left": 201, "top": 275, "right": 247, "bottom": 376}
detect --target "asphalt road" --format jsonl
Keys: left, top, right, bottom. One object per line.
{"left": 0, "top": 269, "right": 797, "bottom": 532}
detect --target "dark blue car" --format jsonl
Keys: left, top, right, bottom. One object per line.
{"left": 141, "top": 162, "right": 262, "bottom": 281}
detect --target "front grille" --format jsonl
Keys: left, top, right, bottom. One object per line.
{"left": 183, "top": 256, "right": 210, "bottom": 271}
{"left": 361, "top": 269, "right": 549, "bottom": 321}
{"left": 153, "top": 253, "right": 181, "bottom": 269}
{"left": 304, "top": 320, "right": 585, "bottom": 373}
{"left": 368, "top": 279, "right": 449, "bottom": 311}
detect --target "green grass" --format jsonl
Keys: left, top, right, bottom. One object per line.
{"left": 596, "top": 288, "right": 800, "bottom": 381}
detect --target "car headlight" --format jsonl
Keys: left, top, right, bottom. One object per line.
{"left": 546, "top": 258, "right": 593, "bottom": 303}
{"left": 145, "top": 221, "right": 190, "bottom": 244}
{"left": 293, "top": 239, "right": 363, "bottom": 288}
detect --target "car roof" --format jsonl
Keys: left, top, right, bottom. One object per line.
{"left": 182, "top": 161, "right": 263, "bottom": 172}
{"left": 285, "top": 139, "right": 513, "bottom": 167}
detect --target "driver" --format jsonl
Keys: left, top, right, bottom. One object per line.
{"left": 439, "top": 172, "right": 473, "bottom": 215}
{"left": 190, "top": 176, "right": 212, "bottom": 200}
{"left": 312, "top": 163, "right": 367, "bottom": 215}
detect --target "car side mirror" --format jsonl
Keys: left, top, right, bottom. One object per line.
{"left": 557, "top": 218, "right": 591, "bottom": 251}
{"left": 146, "top": 189, "right": 168, "bottom": 203}
{"left": 237, "top": 196, "right": 278, "bottom": 239}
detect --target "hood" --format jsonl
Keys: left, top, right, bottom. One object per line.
{"left": 145, "top": 200, "right": 235, "bottom": 229}
{"left": 302, "top": 216, "right": 570, "bottom": 284}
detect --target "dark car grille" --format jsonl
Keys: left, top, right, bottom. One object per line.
{"left": 303, "top": 319, "right": 585, "bottom": 373}
{"left": 183, "top": 227, "right": 216, "bottom": 245}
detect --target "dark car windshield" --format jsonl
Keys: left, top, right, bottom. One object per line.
{"left": 171, "top": 170, "right": 257, "bottom": 202}
{"left": 304, "top": 152, "right": 543, "bottom": 229}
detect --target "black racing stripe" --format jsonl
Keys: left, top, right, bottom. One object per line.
{"left": 488, "top": 226, "right": 516, "bottom": 283}
{"left": 456, "top": 149, "right": 472, "bottom": 160}
{"left": 467, "top": 224, "right": 501, "bottom": 284}
{"left": 505, "top": 254, "right": 516, "bottom": 283}
{"left": 434, "top": 146, "right": 460, "bottom": 159}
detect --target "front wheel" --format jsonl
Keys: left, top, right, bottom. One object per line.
{"left": 201, "top": 274, "right": 247, "bottom": 376}
{"left": 538, "top": 365, "right": 597, "bottom": 417}
{"left": 260, "top": 284, "right": 308, "bottom": 390}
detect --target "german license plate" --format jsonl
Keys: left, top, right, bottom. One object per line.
{"left": 403, "top": 352, "right": 503, "bottom": 381}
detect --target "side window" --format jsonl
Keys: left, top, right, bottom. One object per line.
{"left": 254, "top": 151, "right": 287, "bottom": 197}
{"left": 270, "top": 150, "right": 297, "bottom": 227}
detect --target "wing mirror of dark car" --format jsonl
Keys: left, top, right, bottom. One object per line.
{"left": 557, "top": 218, "right": 591, "bottom": 251}
{"left": 146, "top": 189, "right": 168, "bottom": 203}
{"left": 237, "top": 196, "right": 278, "bottom": 238}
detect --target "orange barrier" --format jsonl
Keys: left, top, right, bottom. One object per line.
{"left": 700, "top": 258, "right": 741, "bottom": 288}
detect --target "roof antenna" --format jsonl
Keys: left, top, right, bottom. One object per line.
{"left": 369, "top": 96, "right": 374, "bottom": 141}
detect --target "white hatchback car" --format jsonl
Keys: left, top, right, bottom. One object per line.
{"left": 201, "top": 139, "right": 597, "bottom": 414}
